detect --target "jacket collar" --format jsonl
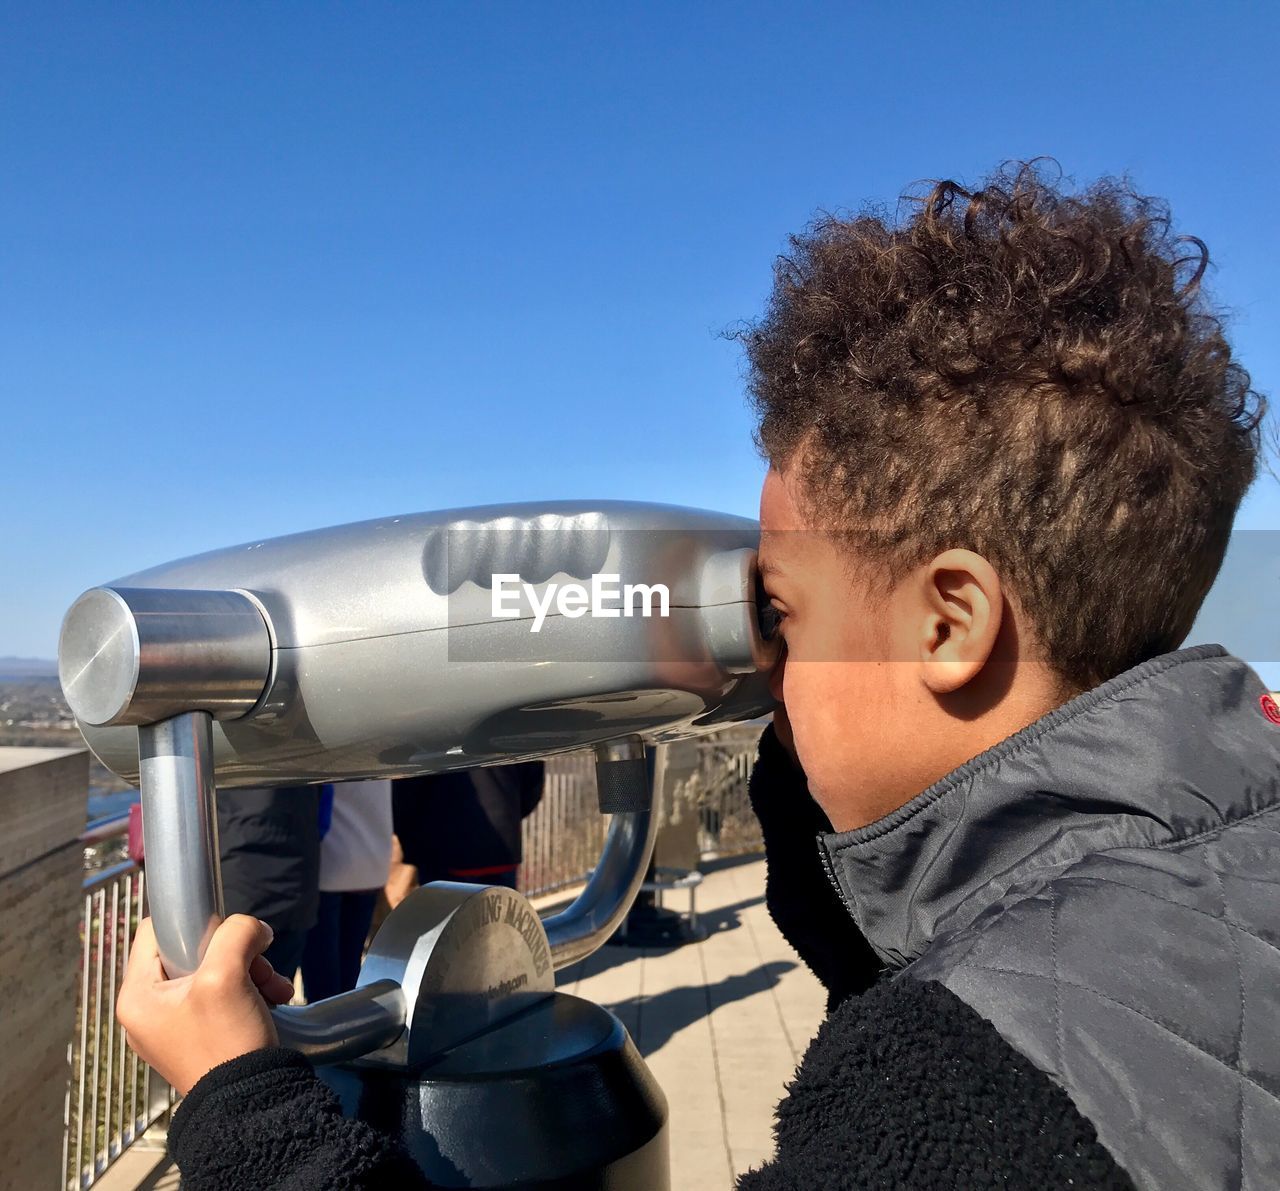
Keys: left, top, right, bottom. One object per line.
{"left": 819, "top": 645, "right": 1280, "bottom": 969}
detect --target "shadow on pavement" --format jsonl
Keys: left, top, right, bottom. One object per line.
{"left": 555, "top": 892, "right": 767, "bottom": 986}
{"left": 613, "top": 962, "right": 798, "bottom": 1058}
{"left": 697, "top": 851, "right": 765, "bottom": 874}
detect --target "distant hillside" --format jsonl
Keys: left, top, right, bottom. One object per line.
{"left": 0, "top": 657, "right": 58, "bottom": 680}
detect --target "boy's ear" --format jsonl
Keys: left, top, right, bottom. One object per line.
{"left": 915, "top": 549, "right": 1003, "bottom": 694}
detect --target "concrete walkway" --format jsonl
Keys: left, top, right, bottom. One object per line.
{"left": 101, "top": 854, "right": 823, "bottom": 1190}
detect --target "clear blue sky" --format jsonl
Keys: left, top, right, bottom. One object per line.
{"left": 3, "top": 1, "right": 1277, "bottom": 673}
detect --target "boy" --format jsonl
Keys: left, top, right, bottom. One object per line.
{"left": 117, "top": 163, "right": 1278, "bottom": 1189}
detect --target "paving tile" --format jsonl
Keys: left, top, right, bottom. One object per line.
{"left": 729, "top": 1148, "right": 777, "bottom": 1181}
{"left": 693, "top": 862, "right": 822, "bottom": 1185}
{"left": 668, "top": 1127, "right": 735, "bottom": 1188}
{"left": 639, "top": 946, "right": 730, "bottom": 1185}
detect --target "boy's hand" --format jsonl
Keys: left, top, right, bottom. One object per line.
{"left": 117, "top": 915, "right": 295, "bottom": 1095}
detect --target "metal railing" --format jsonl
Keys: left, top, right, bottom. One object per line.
{"left": 519, "top": 729, "right": 766, "bottom": 899}
{"left": 689, "top": 726, "right": 766, "bottom": 857}
{"left": 520, "top": 752, "right": 608, "bottom": 898}
{"left": 64, "top": 818, "right": 175, "bottom": 1191}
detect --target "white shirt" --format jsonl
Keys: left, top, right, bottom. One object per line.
{"left": 319, "top": 780, "right": 394, "bottom": 892}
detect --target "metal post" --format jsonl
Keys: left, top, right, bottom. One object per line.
{"left": 543, "top": 739, "right": 659, "bottom": 969}
{"left": 137, "top": 711, "right": 223, "bottom": 978}
{"left": 74, "top": 893, "right": 91, "bottom": 1187}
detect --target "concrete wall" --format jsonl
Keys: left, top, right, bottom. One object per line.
{"left": 0, "top": 747, "right": 87, "bottom": 1191}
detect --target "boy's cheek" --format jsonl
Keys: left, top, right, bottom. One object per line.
{"left": 783, "top": 670, "right": 853, "bottom": 788}
{"left": 783, "top": 661, "right": 908, "bottom": 828}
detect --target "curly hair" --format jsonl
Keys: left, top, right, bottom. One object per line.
{"left": 737, "top": 161, "right": 1265, "bottom": 690}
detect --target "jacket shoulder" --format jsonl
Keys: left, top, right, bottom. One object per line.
{"left": 739, "top": 976, "right": 1131, "bottom": 1190}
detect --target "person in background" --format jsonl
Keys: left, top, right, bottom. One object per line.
{"left": 392, "top": 762, "right": 544, "bottom": 890}
{"left": 217, "top": 785, "right": 321, "bottom": 982}
{"left": 301, "top": 779, "right": 394, "bottom": 1003}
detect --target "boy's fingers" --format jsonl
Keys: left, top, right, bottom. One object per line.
{"left": 248, "top": 953, "right": 274, "bottom": 987}
{"left": 122, "top": 918, "right": 166, "bottom": 987}
{"left": 201, "top": 915, "right": 275, "bottom": 975}
{"left": 130, "top": 917, "right": 157, "bottom": 959}
{"left": 249, "top": 954, "right": 296, "bottom": 1006}
{"left": 265, "top": 972, "right": 297, "bottom": 1006}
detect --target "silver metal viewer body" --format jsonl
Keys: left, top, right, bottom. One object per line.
{"left": 65, "top": 501, "right": 774, "bottom": 781}
{"left": 58, "top": 501, "right": 775, "bottom": 1073}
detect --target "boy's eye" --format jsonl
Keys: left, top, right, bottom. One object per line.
{"left": 754, "top": 569, "right": 787, "bottom": 642}
{"left": 758, "top": 599, "right": 787, "bottom": 642}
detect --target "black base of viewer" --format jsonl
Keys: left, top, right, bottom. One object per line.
{"left": 321, "top": 992, "right": 669, "bottom": 1189}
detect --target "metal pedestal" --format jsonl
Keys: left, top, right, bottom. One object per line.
{"left": 323, "top": 993, "right": 669, "bottom": 1189}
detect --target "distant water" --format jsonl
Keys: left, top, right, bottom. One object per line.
{"left": 0, "top": 656, "right": 58, "bottom": 680}
{"left": 87, "top": 787, "right": 139, "bottom": 823}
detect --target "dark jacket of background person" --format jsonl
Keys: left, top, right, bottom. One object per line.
{"left": 154, "top": 648, "right": 1279, "bottom": 1189}
{"left": 217, "top": 785, "right": 321, "bottom": 978}
{"left": 392, "top": 762, "right": 544, "bottom": 887}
